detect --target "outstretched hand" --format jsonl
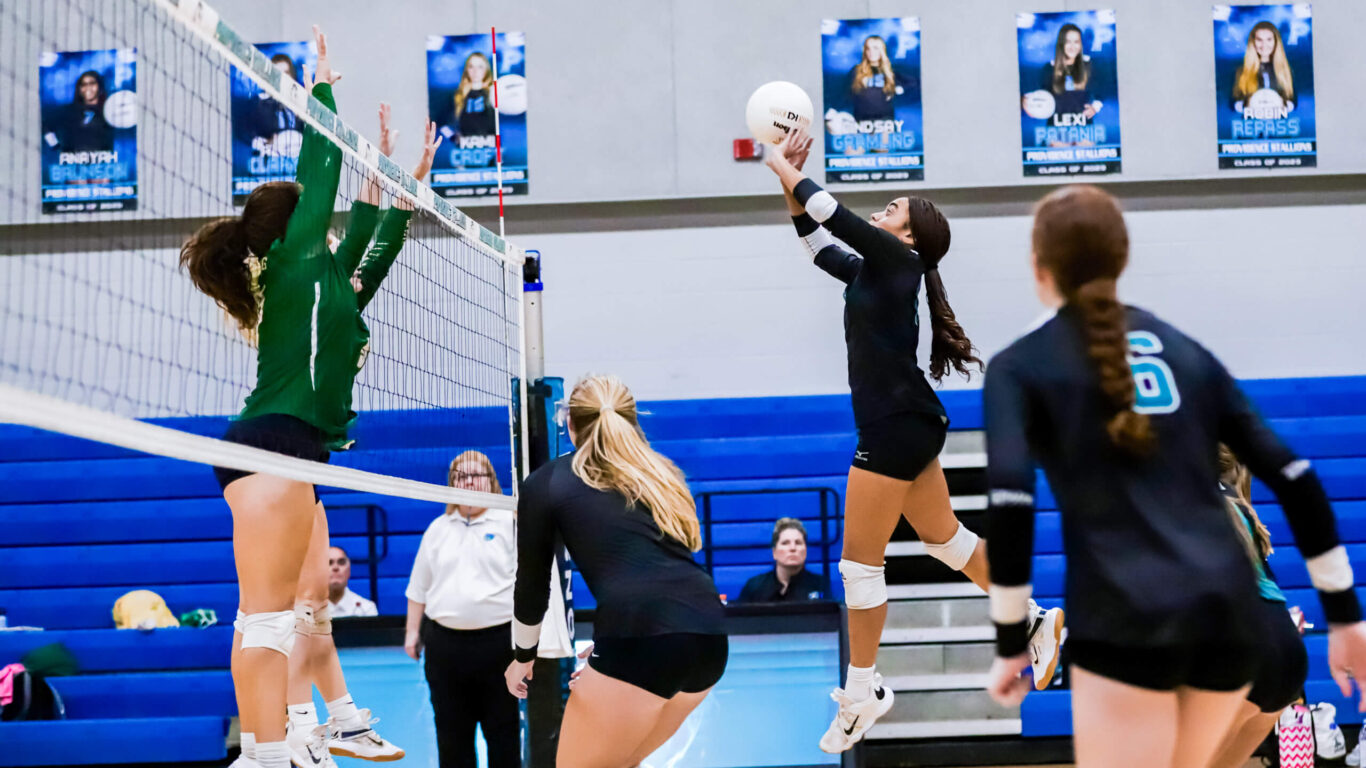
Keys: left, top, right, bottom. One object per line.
{"left": 412, "top": 119, "right": 443, "bottom": 183}
{"left": 302, "top": 24, "right": 341, "bottom": 90}
{"left": 783, "top": 125, "right": 814, "bottom": 171}
{"left": 377, "top": 103, "right": 397, "bottom": 157}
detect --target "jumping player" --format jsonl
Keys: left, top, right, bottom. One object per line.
{"left": 763, "top": 126, "right": 1064, "bottom": 753}
{"left": 983, "top": 185, "right": 1366, "bottom": 768}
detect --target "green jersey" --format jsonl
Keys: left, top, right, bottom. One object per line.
{"left": 238, "top": 83, "right": 414, "bottom": 450}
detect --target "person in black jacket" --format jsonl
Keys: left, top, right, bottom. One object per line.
{"left": 506, "top": 376, "right": 727, "bottom": 768}
{"left": 983, "top": 184, "right": 1366, "bottom": 768}
{"left": 738, "top": 518, "right": 829, "bottom": 602}
{"left": 57, "top": 70, "right": 114, "bottom": 154}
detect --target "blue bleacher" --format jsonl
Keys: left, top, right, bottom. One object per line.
{"left": 3, "top": 376, "right": 1366, "bottom": 759}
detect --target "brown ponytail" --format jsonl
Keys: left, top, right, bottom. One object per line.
{"left": 904, "top": 196, "right": 983, "bottom": 382}
{"left": 179, "top": 181, "right": 300, "bottom": 332}
{"left": 1032, "top": 185, "right": 1153, "bottom": 455}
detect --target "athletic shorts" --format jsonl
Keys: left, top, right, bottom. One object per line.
{"left": 1068, "top": 639, "right": 1259, "bottom": 692}
{"left": 852, "top": 411, "right": 948, "bottom": 482}
{"left": 589, "top": 633, "right": 729, "bottom": 699}
{"left": 1247, "top": 599, "right": 1308, "bottom": 713}
{"left": 213, "top": 413, "right": 329, "bottom": 503}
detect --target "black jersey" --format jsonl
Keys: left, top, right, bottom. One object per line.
{"left": 985, "top": 305, "right": 1359, "bottom": 657}
{"left": 512, "top": 454, "right": 725, "bottom": 662}
{"left": 791, "top": 178, "right": 944, "bottom": 427}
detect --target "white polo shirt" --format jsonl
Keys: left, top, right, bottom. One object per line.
{"left": 330, "top": 587, "right": 378, "bottom": 618}
{"left": 405, "top": 508, "right": 516, "bottom": 631}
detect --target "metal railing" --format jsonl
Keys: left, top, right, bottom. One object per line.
{"left": 332, "top": 503, "right": 390, "bottom": 611}
{"left": 694, "top": 486, "right": 843, "bottom": 587}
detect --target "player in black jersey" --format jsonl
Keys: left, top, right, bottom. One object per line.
{"left": 507, "top": 376, "right": 727, "bottom": 768}
{"left": 764, "top": 127, "right": 1064, "bottom": 752}
{"left": 983, "top": 185, "right": 1366, "bottom": 768}
{"left": 1210, "top": 447, "right": 1309, "bottom": 768}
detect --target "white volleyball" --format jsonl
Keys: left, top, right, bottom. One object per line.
{"left": 745, "top": 81, "right": 813, "bottom": 145}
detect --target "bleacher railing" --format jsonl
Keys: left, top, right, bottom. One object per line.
{"left": 333, "top": 504, "right": 389, "bottom": 611}
{"left": 695, "top": 486, "right": 844, "bottom": 588}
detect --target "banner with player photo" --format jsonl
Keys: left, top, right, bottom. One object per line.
{"left": 426, "top": 32, "right": 528, "bottom": 198}
{"left": 820, "top": 17, "right": 924, "bottom": 184}
{"left": 39, "top": 48, "right": 138, "bottom": 213}
{"left": 230, "top": 40, "right": 315, "bottom": 204}
{"left": 1213, "top": 4, "right": 1315, "bottom": 169}
{"left": 1017, "top": 10, "right": 1122, "bottom": 176}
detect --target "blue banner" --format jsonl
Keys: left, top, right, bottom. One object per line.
{"left": 229, "top": 41, "right": 315, "bottom": 205}
{"left": 821, "top": 18, "right": 924, "bottom": 184}
{"left": 39, "top": 48, "right": 137, "bottom": 214}
{"left": 1213, "top": 5, "right": 1315, "bottom": 169}
{"left": 1017, "top": 10, "right": 1122, "bottom": 177}
{"left": 427, "top": 32, "right": 528, "bottom": 198}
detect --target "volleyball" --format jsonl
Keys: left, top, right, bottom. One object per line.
{"left": 745, "top": 81, "right": 813, "bottom": 145}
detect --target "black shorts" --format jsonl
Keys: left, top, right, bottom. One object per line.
{"left": 589, "top": 633, "right": 729, "bottom": 699}
{"left": 852, "top": 411, "right": 948, "bottom": 482}
{"left": 1068, "top": 640, "right": 1259, "bottom": 692}
{"left": 213, "top": 413, "right": 329, "bottom": 503}
{"left": 1247, "top": 600, "right": 1308, "bottom": 713}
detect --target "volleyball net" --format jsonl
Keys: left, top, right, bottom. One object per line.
{"left": 0, "top": 0, "right": 525, "bottom": 510}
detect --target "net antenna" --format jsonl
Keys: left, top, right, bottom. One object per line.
{"left": 0, "top": 0, "right": 527, "bottom": 510}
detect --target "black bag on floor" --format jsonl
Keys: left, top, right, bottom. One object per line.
{"left": 1, "top": 670, "right": 66, "bottom": 721}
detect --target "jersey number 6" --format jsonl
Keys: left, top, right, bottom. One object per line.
{"left": 1127, "top": 331, "right": 1181, "bottom": 414}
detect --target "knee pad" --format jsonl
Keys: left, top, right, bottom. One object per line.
{"left": 924, "top": 522, "right": 979, "bottom": 572}
{"left": 240, "top": 610, "right": 296, "bottom": 657}
{"left": 234, "top": 609, "right": 245, "bottom": 634}
{"left": 294, "top": 602, "right": 332, "bottom": 636}
{"left": 839, "top": 559, "right": 887, "bottom": 610}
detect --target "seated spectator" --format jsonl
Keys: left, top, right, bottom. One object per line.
{"left": 328, "top": 545, "right": 378, "bottom": 618}
{"left": 738, "top": 517, "right": 829, "bottom": 602}
{"left": 404, "top": 450, "right": 519, "bottom": 768}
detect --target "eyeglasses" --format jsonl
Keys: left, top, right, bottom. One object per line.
{"left": 453, "top": 471, "right": 492, "bottom": 483}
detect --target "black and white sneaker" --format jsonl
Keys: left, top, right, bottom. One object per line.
{"left": 286, "top": 722, "right": 337, "bottom": 768}
{"left": 327, "top": 709, "right": 405, "bottom": 762}
{"left": 818, "top": 674, "right": 894, "bottom": 753}
{"left": 1026, "top": 600, "right": 1066, "bottom": 690}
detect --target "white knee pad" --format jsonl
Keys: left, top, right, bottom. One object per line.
{"left": 839, "top": 559, "right": 887, "bottom": 610}
{"left": 294, "top": 602, "right": 332, "bottom": 636}
{"left": 240, "top": 610, "right": 296, "bottom": 657}
{"left": 924, "top": 522, "right": 979, "bottom": 572}
{"left": 234, "top": 609, "right": 245, "bottom": 634}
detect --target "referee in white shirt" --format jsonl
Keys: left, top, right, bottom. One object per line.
{"left": 405, "top": 451, "right": 519, "bottom": 768}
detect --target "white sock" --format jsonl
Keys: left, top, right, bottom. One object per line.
{"left": 256, "top": 741, "right": 290, "bottom": 768}
{"left": 288, "top": 702, "right": 318, "bottom": 731}
{"left": 325, "top": 694, "right": 363, "bottom": 730}
{"left": 240, "top": 733, "right": 256, "bottom": 760}
{"left": 845, "top": 664, "right": 876, "bottom": 701}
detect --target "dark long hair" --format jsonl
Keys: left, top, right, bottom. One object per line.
{"left": 72, "top": 70, "right": 107, "bottom": 107}
{"left": 904, "top": 197, "right": 982, "bottom": 382}
{"left": 1032, "top": 185, "right": 1153, "bottom": 455}
{"left": 1051, "top": 24, "right": 1090, "bottom": 93}
{"left": 179, "top": 181, "right": 300, "bottom": 332}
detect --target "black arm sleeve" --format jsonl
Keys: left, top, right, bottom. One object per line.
{"left": 984, "top": 355, "right": 1039, "bottom": 656}
{"left": 791, "top": 178, "right": 902, "bottom": 268}
{"left": 1213, "top": 355, "right": 1362, "bottom": 623}
{"left": 513, "top": 469, "right": 556, "bottom": 661}
{"left": 793, "top": 213, "right": 862, "bottom": 284}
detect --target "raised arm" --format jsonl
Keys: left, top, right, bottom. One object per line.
{"left": 335, "top": 103, "right": 398, "bottom": 274}
{"left": 982, "top": 355, "right": 1041, "bottom": 706}
{"left": 352, "top": 119, "right": 441, "bottom": 309}
{"left": 770, "top": 129, "right": 862, "bottom": 284}
{"left": 276, "top": 25, "right": 344, "bottom": 260}
{"left": 765, "top": 126, "right": 900, "bottom": 264}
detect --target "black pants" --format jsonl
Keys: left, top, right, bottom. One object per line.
{"left": 422, "top": 620, "right": 520, "bottom": 768}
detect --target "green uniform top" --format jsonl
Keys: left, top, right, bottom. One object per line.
{"left": 238, "top": 82, "right": 414, "bottom": 450}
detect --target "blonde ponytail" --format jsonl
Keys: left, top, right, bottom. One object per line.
{"left": 568, "top": 376, "right": 701, "bottom": 551}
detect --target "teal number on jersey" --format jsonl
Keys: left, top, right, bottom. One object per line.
{"left": 1127, "top": 331, "right": 1181, "bottom": 414}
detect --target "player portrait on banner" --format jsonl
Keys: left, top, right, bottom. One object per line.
{"left": 427, "top": 32, "right": 527, "bottom": 198}
{"left": 39, "top": 48, "right": 137, "bottom": 213}
{"left": 229, "top": 40, "right": 315, "bottom": 204}
{"left": 1017, "top": 10, "right": 1122, "bottom": 177}
{"left": 821, "top": 17, "right": 924, "bottom": 184}
{"left": 1213, "top": 4, "right": 1315, "bottom": 169}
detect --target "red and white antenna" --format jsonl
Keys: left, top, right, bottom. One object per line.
{"left": 490, "top": 26, "right": 505, "bottom": 240}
